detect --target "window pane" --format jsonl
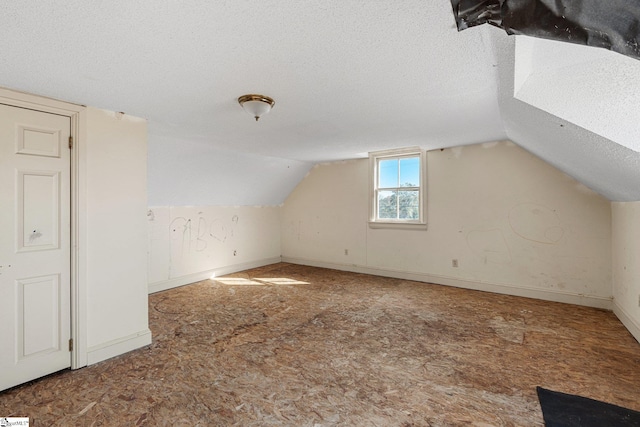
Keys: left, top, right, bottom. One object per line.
{"left": 399, "top": 157, "right": 420, "bottom": 187}
{"left": 378, "top": 159, "right": 398, "bottom": 188}
{"left": 377, "top": 190, "right": 397, "bottom": 219}
{"left": 398, "top": 190, "right": 419, "bottom": 219}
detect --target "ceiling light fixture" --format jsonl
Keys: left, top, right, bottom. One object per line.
{"left": 238, "top": 94, "right": 275, "bottom": 121}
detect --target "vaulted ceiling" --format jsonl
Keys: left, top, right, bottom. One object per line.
{"left": 1, "top": 1, "right": 639, "bottom": 204}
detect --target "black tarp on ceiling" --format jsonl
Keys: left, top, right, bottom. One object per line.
{"left": 450, "top": 0, "right": 640, "bottom": 60}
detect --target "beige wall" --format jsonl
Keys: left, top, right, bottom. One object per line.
{"left": 612, "top": 202, "right": 640, "bottom": 342}
{"left": 82, "top": 107, "right": 151, "bottom": 364}
{"left": 282, "top": 141, "right": 612, "bottom": 307}
{"left": 147, "top": 205, "right": 281, "bottom": 293}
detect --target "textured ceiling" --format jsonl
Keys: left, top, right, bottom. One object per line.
{"left": 493, "top": 32, "right": 640, "bottom": 202}
{"left": 1, "top": 1, "right": 639, "bottom": 202}
{"left": 515, "top": 37, "right": 640, "bottom": 153}
{"left": 0, "top": 0, "right": 504, "bottom": 163}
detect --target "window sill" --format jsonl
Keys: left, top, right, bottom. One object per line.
{"left": 368, "top": 221, "right": 428, "bottom": 230}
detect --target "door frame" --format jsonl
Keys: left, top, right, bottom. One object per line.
{"left": 0, "top": 87, "right": 87, "bottom": 369}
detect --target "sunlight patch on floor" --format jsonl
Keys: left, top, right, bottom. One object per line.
{"left": 214, "top": 278, "right": 264, "bottom": 286}
{"left": 255, "top": 278, "right": 310, "bottom": 285}
{"left": 214, "top": 277, "right": 310, "bottom": 286}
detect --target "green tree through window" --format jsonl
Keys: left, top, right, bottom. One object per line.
{"left": 377, "top": 187, "right": 419, "bottom": 219}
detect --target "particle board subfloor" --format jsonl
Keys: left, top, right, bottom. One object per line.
{"left": 1, "top": 263, "right": 639, "bottom": 426}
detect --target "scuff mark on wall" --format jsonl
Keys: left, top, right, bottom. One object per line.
{"left": 450, "top": 146, "right": 464, "bottom": 158}
{"left": 509, "top": 203, "right": 564, "bottom": 244}
{"left": 466, "top": 228, "right": 512, "bottom": 264}
{"left": 481, "top": 141, "right": 500, "bottom": 149}
{"left": 28, "top": 230, "right": 43, "bottom": 242}
{"left": 286, "top": 220, "right": 305, "bottom": 243}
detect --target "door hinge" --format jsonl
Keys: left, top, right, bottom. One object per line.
{"left": 69, "top": 338, "right": 73, "bottom": 352}
{"left": 68, "top": 136, "right": 73, "bottom": 149}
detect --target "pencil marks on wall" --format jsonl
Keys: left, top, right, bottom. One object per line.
{"left": 209, "top": 219, "right": 228, "bottom": 243}
{"left": 197, "top": 217, "right": 207, "bottom": 251}
{"left": 508, "top": 203, "right": 564, "bottom": 245}
{"left": 148, "top": 206, "right": 282, "bottom": 286}
{"left": 170, "top": 214, "right": 239, "bottom": 256}
{"left": 170, "top": 217, "right": 192, "bottom": 255}
{"left": 465, "top": 203, "right": 566, "bottom": 265}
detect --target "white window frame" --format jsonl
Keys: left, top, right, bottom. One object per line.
{"left": 368, "top": 147, "right": 427, "bottom": 230}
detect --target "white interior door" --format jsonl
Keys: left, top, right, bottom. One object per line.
{"left": 0, "top": 104, "right": 71, "bottom": 391}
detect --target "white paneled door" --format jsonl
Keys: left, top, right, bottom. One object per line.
{"left": 0, "top": 104, "right": 71, "bottom": 391}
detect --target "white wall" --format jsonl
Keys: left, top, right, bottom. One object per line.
{"left": 148, "top": 205, "right": 281, "bottom": 293}
{"left": 82, "top": 107, "right": 151, "bottom": 364}
{"left": 147, "top": 132, "right": 312, "bottom": 206}
{"left": 612, "top": 202, "right": 640, "bottom": 342}
{"left": 282, "top": 141, "right": 612, "bottom": 308}
{"left": 146, "top": 132, "right": 308, "bottom": 293}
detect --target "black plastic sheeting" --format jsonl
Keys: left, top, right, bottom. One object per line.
{"left": 450, "top": 0, "right": 640, "bottom": 60}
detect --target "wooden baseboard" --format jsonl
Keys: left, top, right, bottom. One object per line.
{"left": 148, "top": 257, "right": 282, "bottom": 294}
{"left": 613, "top": 303, "right": 640, "bottom": 344}
{"left": 87, "top": 329, "right": 152, "bottom": 365}
{"left": 281, "top": 256, "right": 613, "bottom": 310}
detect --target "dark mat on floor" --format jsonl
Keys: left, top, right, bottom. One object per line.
{"left": 537, "top": 386, "right": 640, "bottom": 427}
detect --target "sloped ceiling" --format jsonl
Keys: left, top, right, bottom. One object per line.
{"left": 493, "top": 32, "right": 640, "bottom": 202}
{"left": 1, "top": 1, "right": 639, "bottom": 204}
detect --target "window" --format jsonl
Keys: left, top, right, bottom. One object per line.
{"left": 369, "top": 147, "right": 427, "bottom": 229}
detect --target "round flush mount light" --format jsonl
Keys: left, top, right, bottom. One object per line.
{"left": 238, "top": 94, "right": 275, "bottom": 121}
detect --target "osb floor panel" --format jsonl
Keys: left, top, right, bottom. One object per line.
{"left": 1, "top": 263, "right": 640, "bottom": 426}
